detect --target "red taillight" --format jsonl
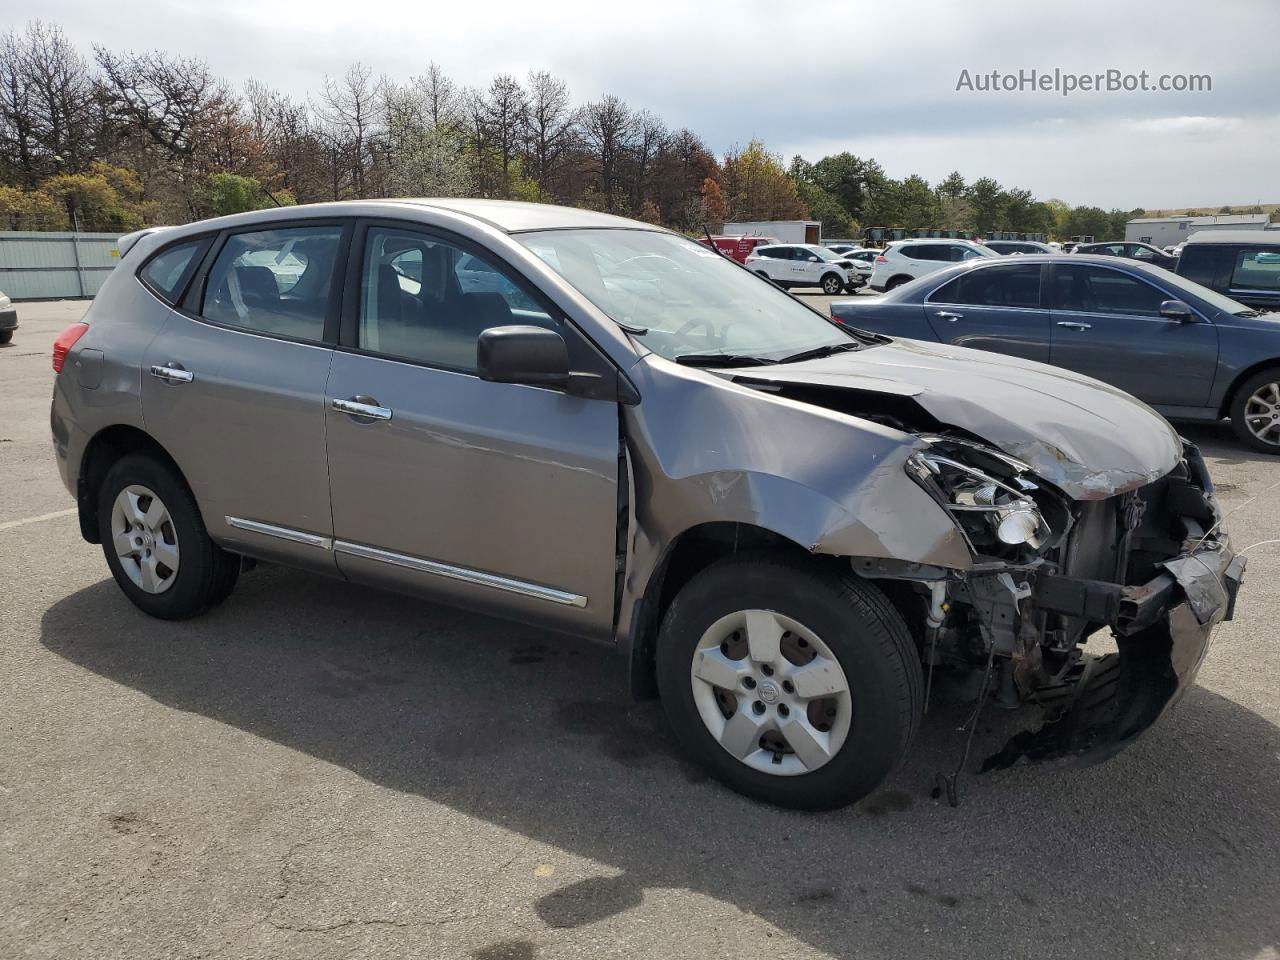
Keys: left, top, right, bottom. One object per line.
{"left": 52, "top": 322, "right": 89, "bottom": 373}
{"left": 875, "top": 255, "right": 887, "bottom": 263}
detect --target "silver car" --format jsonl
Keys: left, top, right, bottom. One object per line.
{"left": 50, "top": 200, "right": 1244, "bottom": 809}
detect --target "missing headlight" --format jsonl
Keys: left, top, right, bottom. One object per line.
{"left": 907, "top": 438, "right": 1069, "bottom": 560}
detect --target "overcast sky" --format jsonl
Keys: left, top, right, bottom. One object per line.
{"left": 9, "top": 0, "right": 1276, "bottom": 209}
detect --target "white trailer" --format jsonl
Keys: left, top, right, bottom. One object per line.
{"left": 722, "top": 220, "right": 823, "bottom": 245}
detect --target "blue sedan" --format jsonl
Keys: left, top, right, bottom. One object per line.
{"left": 830, "top": 254, "right": 1280, "bottom": 453}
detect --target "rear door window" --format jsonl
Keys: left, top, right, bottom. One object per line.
{"left": 929, "top": 264, "right": 1042, "bottom": 308}
{"left": 201, "top": 226, "right": 342, "bottom": 341}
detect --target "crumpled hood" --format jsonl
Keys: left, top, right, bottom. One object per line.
{"left": 727, "top": 338, "right": 1182, "bottom": 500}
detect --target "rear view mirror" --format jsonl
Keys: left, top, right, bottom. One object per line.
{"left": 477, "top": 325, "right": 570, "bottom": 387}
{"left": 1159, "top": 299, "right": 1194, "bottom": 322}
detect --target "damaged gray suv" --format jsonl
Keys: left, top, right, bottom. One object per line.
{"left": 51, "top": 200, "right": 1245, "bottom": 809}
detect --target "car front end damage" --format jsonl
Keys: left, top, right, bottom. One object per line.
{"left": 878, "top": 433, "right": 1244, "bottom": 771}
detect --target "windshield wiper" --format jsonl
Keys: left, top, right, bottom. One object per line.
{"left": 674, "top": 353, "right": 779, "bottom": 368}
{"left": 775, "top": 342, "right": 862, "bottom": 363}
{"left": 1234, "top": 309, "right": 1261, "bottom": 318}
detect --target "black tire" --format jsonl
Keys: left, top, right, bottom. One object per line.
{"left": 1229, "top": 368, "right": 1280, "bottom": 454}
{"left": 820, "top": 273, "right": 843, "bottom": 295}
{"left": 97, "top": 452, "right": 240, "bottom": 619}
{"left": 656, "top": 554, "right": 922, "bottom": 810}
{"left": 885, "top": 275, "right": 912, "bottom": 291}
{"left": 0, "top": 329, "right": 12, "bottom": 344}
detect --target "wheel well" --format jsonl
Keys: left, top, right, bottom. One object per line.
{"left": 626, "top": 523, "right": 816, "bottom": 699}
{"left": 77, "top": 426, "right": 183, "bottom": 543}
{"left": 1219, "top": 360, "right": 1280, "bottom": 419}
{"left": 888, "top": 274, "right": 913, "bottom": 287}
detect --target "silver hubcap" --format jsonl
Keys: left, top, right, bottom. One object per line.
{"left": 690, "top": 610, "right": 852, "bottom": 777}
{"left": 110, "top": 485, "right": 180, "bottom": 594}
{"left": 1244, "top": 382, "right": 1280, "bottom": 446}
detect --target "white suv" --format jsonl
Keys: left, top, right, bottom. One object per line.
{"left": 868, "top": 239, "right": 998, "bottom": 292}
{"left": 745, "top": 244, "right": 860, "bottom": 294}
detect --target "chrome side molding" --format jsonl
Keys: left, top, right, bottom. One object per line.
{"left": 334, "top": 539, "right": 588, "bottom": 608}
{"left": 224, "top": 516, "right": 333, "bottom": 549}
{"left": 222, "top": 517, "right": 587, "bottom": 608}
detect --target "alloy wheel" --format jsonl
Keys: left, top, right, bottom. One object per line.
{"left": 1244, "top": 381, "right": 1280, "bottom": 447}
{"left": 110, "top": 484, "right": 180, "bottom": 594}
{"left": 689, "top": 609, "right": 852, "bottom": 776}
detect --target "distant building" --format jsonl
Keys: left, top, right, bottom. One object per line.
{"left": 1125, "top": 213, "right": 1273, "bottom": 247}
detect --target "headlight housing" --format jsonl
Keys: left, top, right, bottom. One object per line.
{"left": 906, "top": 438, "right": 1069, "bottom": 560}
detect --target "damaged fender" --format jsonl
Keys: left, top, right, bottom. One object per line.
{"left": 615, "top": 355, "right": 973, "bottom": 669}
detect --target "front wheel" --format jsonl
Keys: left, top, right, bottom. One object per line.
{"left": 97, "top": 453, "right": 240, "bottom": 619}
{"left": 656, "top": 555, "right": 922, "bottom": 809}
{"left": 1230, "top": 369, "right": 1280, "bottom": 454}
{"left": 0, "top": 330, "right": 12, "bottom": 344}
{"left": 820, "top": 273, "right": 843, "bottom": 295}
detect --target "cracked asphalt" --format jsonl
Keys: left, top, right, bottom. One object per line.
{"left": 3, "top": 299, "right": 1279, "bottom": 960}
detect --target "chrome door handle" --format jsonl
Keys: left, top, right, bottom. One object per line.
{"left": 1056, "top": 321, "right": 1092, "bottom": 331}
{"left": 936, "top": 310, "right": 964, "bottom": 321}
{"left": 332, "top": 396, "right": 393, "bottom": 421}
{"left": 150, "top": 363, "right": 194, "bottom": 384}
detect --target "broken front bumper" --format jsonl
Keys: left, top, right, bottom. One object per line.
{"left": 984, "top": 540, "right": 1246, "bottom": 770}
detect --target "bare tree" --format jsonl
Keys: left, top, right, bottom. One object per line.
{"left": 628, "top": 109, "right": 667, "bottom": 212}
{"left": 483, "top": 73, "right": 526, "bottom": 195}
{"left": 581, "top": 94, "right": 633, "bottom": 212}
{"left": 21, "top": 22, "right": 94, "bottom": 175}
{"left": 313, "top": 62, "right": 384, "bottom": 199}
{"left": 521, "top": 69, "right": 576, "bottom": 196}
{"left": 415, "top": 62, "right": 460, "bottom": 128}
{"left": 0, "top": 30, "right": 38, "bottom": 185}
{"left": 94, "top": 45, "right": 226, "bottom": 165}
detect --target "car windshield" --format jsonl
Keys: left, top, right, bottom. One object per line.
{"left": 809, "top": 246, "right": 845, "bottom": 262}
{"left": 517, "top": 229, "right": 852, "bottom": 361}
{"left": 1153, "top": 266, "right": 1257, "bottom": 316}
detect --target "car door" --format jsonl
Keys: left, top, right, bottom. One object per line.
{"left": 761, "top": 247, "right": 792, "bottom": 283}
{"left": 1047, "top": 262, "right": 1218, "bottom": 407}
{"left": 141, "top": 220, "right": 348, "bottom": 572}
{"left": 923, "top": 262, "right": 1051, "bottom": 362}
{"left": 794, "top": 248, "right": 825, "bottom": 286}
{"left": 324, "top": 221, "right": 621, "bottom": 637}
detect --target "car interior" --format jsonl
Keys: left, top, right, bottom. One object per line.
{"left": 360, "top": 232, "right": 554, "bottom": 369}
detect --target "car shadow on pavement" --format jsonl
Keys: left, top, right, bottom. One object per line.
{"left": 41, "top": 570, "right": 1280, "bottom": 959}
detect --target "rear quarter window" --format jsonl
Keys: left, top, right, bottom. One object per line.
{"left": 138, "top": 239, "right": 207, "bottom": 304}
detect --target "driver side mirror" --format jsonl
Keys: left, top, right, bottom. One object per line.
{"left": 1159, "top": 299, "right": 1195, "bottom": 323}
{"left": 477, "top": 325, "right": 569, "bottom": 387}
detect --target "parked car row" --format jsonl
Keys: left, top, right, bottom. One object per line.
{"left": 833, "top": 250, "right": 1280, "bottom": 451}
{"left": 49, "top": 198, "right": 1244, "bottom": 811}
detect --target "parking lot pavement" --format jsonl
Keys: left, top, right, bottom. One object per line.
{"left": 3, "top": 299, "right": 1280, "bottom": 960}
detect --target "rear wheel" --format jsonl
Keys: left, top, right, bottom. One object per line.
{"left": 820, "top": 273, "right": 843, "bottom": 295}
{"left": 885, "top": 275, "right": 912, "bottom": 291}
{"left": 0, "top": 330, "right": 12, "bottom": 344}
{"left": 97, "top": 453, "right": 239, "bottom": 619}
{"left": 656, "top": 555, "right": 922, "bottom": 809}
{"left": 1230, "top": 368, "right": 1280, "bottom": 454}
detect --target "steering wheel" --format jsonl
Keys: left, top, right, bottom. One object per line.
{"left": 672, "top": 317, "right": 722, "bottom": 346}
